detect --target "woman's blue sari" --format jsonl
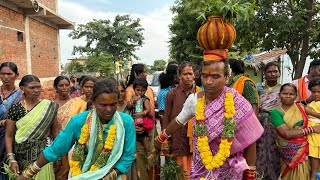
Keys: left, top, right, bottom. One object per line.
{"left": 0, "top": 90, "right": 22, "bottom": 179}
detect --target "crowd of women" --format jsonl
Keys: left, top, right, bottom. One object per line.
{"left": 0, "top": 58, "right": 320, "bottom": 180}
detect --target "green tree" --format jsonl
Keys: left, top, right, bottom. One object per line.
{"left": 236, "top": 0, "right": 320, "bottom": 79}
{"left": 169, "top": 0, "right": 320, "bottom": 79}
{"left": 169, "top": 0, "right": 203, "bottom": 64}
{"left": 85, "top": 55, "right": 114, "bottom": 76}
{"left": 69, "top": 14, "right": 144, "bottom": 75}
{"left": 152, "top": 59, "right": 167, "bottom": 71}
{"left": 67, "top": 60, "right": 84, "bottom": 73}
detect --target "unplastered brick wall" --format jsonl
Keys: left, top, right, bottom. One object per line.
{"left": 37, "top": 0, "right": 57, "bottom": 12}
{"left": 0, "top": 5, "right": 27, "bottom": 76}
{"left": 29, "top": 18, "right": 59, "bottom": 78}
{"left": 39, "top": 79, "right": 56, "bottom": 100}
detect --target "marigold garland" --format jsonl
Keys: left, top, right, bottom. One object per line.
{"left": 69, "top": 122, "right": 117, "bottom": 177}
{"left": 195, "top": 92, "right": 236, "bottom": 171}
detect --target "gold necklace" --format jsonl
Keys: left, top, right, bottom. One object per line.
{"left": 265, "top": 82, "right": 279, "bottom": 92}
{"left": 1, "top": 86, "right": 15, "bottom": 105}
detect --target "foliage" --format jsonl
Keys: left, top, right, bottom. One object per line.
{"left": 169, "top": 0, "right": 320, "bottom": 78}
{"left": 69, "top": 14, "right": 144, "bottom": 76}
{"left": 85, "top": 55, "right": 114, "bottom": 77}
{"left": 2, "top": 164, "right": 18, "bottom": 180}
{"left": 235, "top": 0, "right": 320, "bottom": 79}
{"left": 67, "top": 60, "right": 85, "bottom": 73}
{"left": 169, "top": 0, "right": 204, "bottom": 64}
{"left": 194, "top": 0, "right": 256, "bottom": 23}
{"left": 151, "top": 59, "right": 167, "bottom": 71}
{"left": 160, "top": 156, "right": 187, "bottom": 180}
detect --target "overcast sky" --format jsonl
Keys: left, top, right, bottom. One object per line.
{"left": 58, "top": 0, "right": 175, "bottom": 65}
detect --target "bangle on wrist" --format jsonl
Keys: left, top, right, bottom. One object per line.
{"left": 175, "top": 118, "right": 183, "bottom": 126}
{"left": 163, "top": 129, "right": 171, "bottom": 138}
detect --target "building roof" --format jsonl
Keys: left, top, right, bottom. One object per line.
{"left": 244, "top": 49, "right": 287, "bottom": 72}
{"left": 4, "top": 0, "right": 74, "bottom": 29}
{"left": 68, "top": 56, "right": 87, "bottom": 61}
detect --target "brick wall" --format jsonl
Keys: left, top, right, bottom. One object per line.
{"left": 38, "top": 0, "right": 57, "bottom": 12}
{"left": 0, "top": 6, "right": 27, "bottom": 76}
{"left": 29, "top": 18, "right": 59, "bottom": 78}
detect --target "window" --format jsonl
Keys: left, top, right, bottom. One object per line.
{"left": 17, "top": 31, "right": 23, "bottom": 42}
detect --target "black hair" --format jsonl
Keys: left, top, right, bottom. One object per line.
{"left": 308, "top": 77, "right": 320, "bottom": 90}
{"left": 0, "top": 62, "right": 18, "bottom": 75}
{"left": 133, "top": 77, "right": 148, "bottom": 89}
{"left": 308, "top": 59, "right": 320, "bottom": 73}
{"left": 229, "top": 58, "right": 245, "bottom": 75}
{"left": 119, "top": 81, "right": 126, "bottom": 90}
{"left": 81, "top": 76, "right": 96, "bottom": 87}
{"left": 92, "top": 78, "right": 120, "bottom": 100}
{"left": 202, "top": 59, "right": 230, "bottom": 77}
{"left": 159, "top": 64, "right": 178, "bottom": 89}
{"left": 178, "top": 61, "right": 195, "bottom": 75}
{"left": 19, "top": 75, "right": 40, "bottom": 87}
{"left": 280, "top": 83, "right": 297, "bottom": 95}
{"left": 53, "top": 76, "right": 70, "bottom": 88}
{"left": 78, "top": 76, "right": 87, "bottom": 86}
{"left": 126, "top": 64, "right": 145, "bottom": 87}
{"left": 263, "top": 62, "right": 281, "bottom": 74}
{"left": 167, "top": 61, "right": 179, "bottom": 67}
{"left": 194, "top": 64, "right": 202, "bottom": 87}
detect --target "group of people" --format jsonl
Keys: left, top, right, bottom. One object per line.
{"left": 0, "top": 62, "right": 158, "bottom": 180}
{"left": 0, "top": 57, "right": 320, "bottom": 180}
{"left": 155, "top": 57, "right": 320, "bottom": 180}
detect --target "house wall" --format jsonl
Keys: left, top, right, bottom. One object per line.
{"left": 0, "top": 1, "right": 60, "bottom": 78}
{"left": 245, "top": 69, "right": 263, "bottom": 83}
{"left": 0, "top": 6, "right": 27, "bottom": 76}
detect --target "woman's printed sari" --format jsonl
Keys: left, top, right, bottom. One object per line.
{"left": 124, "top": 84, "right": 160, "bottom": 180}
{"left": 256, "top": 83, "right": 281, "bottom": 179}
{"left": 0, "top": 90, "right": 22, "bottom": 179}
{"left": 56, "top": 97, "right": 87, "bottom": 131}
{"left": 14, "top": 100, "right": 58, "bottom": 179}
{"left": 0, "top": 90, "right": 22, "bottom": 120}
{"left": 273, "top": 104, "right": 310, "bottom": 180}
{"left": 55, "top": 97, "right": 87, "bottom": 179}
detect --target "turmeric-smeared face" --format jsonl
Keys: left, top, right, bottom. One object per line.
{"left": 93, "top": 92, "right": 118, "bottom": 121}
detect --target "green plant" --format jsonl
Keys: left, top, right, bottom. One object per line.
{"left": 2, "top": 164, "right": 18, "bottom": 180}
{"left": 160, "top": 156, "right": 187, "bottom": 180}
{"left": 195, "top": 0, "right": 256, "bottom": 23}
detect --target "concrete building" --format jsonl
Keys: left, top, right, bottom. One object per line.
{"left": 0, "top": 0, "right": 74, "bottom": 78}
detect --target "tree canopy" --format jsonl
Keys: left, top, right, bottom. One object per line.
{"left": 151, "top": 59, "right": 167, "bottom": 71}
{"left": 69, "top": 14, "right": 144, "bottom": 76}
{"left": 169, "top": 0, "right": 320, "bottom": 78}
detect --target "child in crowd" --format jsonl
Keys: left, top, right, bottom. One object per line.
{"left": 304, "top": 77, "right": 320, "bottom": 179}
{"left": 127, "top": 78, "right": 155, "bottom": 158}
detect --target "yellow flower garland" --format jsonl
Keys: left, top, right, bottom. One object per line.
{"left": 196, "top": 92, "right": 236, "bottom": 171}
{"left": 69, "top": 123, "right": 117, "bottom": 176}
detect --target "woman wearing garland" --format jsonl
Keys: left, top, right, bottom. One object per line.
{"left": 255, "top": 62, "right": 282, "bottom": 179}
{"left": 155, "top": 50, "right": 264, "bottom": 179}
{"left": 16, "top": 79, "right": 136, "bottom": 180}
{"left": 53, "top": 76, "right": 87, "bottom": 179}
{"left": 269, "top": 83, "right": 320, "bottom": 180}
{"left": 5, "top": 75, "right": 59, "bottom": 179}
